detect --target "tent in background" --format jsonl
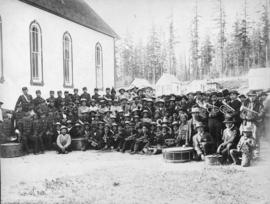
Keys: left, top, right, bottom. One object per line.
{"left": 155, "top": 73, "right": 181, "bottom": 96}
{"left": 248, "top": 68, "right": 270, "bottom": 90}
{"left": 128, "top": 78, "right": 153, "bottom": 90}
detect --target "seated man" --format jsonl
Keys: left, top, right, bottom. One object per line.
{"left": 132, "top": 123, "right": 150, "bottom": 154}
{"left": 217, "top": 117, "right": 239, "bottom": 163}
{"left": 55, "top": 125, "right": 72, "bottom": 154}
{"left": 121, "top": 122, "right": 137, "bottom": 153}
{"left": 193, "top": 122, "right": 214, "bottom": 160}
{"left": 230, "top": 126, "right": 256, "bottom": 167}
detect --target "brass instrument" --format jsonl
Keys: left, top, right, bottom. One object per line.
{"left": 240, "top": 106, "right": 260, "bottom": 121}
{"left": 205, "top": 103, "right": 220, "bottom": 114}
{"left": 240, "top": 106, "right": 259, "bottom": 115}
{"left": 219, "top": 101, "right": 235, "bottom": 115}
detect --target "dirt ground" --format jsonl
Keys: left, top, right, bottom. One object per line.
{"left": 1, "top": 140, "right": 270, "bottom": 204}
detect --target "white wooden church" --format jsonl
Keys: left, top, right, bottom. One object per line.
{"left": 0, "top": 0, "right": 117, "bottom": 109}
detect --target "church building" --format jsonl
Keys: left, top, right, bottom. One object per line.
{"left": 0, "top": 0, "right": 117, "bottom": 109}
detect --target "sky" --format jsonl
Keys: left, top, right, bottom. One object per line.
{"left": 87, "top": 0, "right": 267, "bottom": 57}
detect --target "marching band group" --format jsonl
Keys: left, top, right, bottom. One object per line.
{"left": 1, "top": 85, "right": 269, "bottom": 167}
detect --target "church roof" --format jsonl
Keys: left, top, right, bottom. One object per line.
{"left": 19, "top": 0, "right": 118, "bottom": 38}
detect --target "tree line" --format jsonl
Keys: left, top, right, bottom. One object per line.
{"left": 115, "top": 0, "right": 270, "bottom": 86}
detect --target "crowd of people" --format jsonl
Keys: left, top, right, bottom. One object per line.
{"left": 1, "top": 85, "right": 270, "bottom": 167}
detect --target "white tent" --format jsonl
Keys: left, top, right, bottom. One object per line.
{"left": 155, "top": 74, "right": 181, "bottom": 96}
{"left": 248, "top": 68, "right": 270, "bottom": 90}
{"left": 128, "top": 78, "right": 153, "bottom": 90}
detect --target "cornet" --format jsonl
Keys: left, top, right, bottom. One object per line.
{"left": 205, "top": 103, "right": 220, "bottom": 114}
{"left": 219, "top": 101, "right": 235, "bottom": 115}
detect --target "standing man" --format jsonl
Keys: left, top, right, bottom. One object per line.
{"left": 207, "top": 92, "right": 223, "bottom": 148}
{"left": 55, "top": 90, "right": 63, "bottom": 109}
{"left": 46, "top": 91, "right": 56, "bottom": 107}
{"left": 227, "top": 90, "right": 242, "bottom": 129}
{"left": 92, "top": 88, "right": 100, "bottom": 101}
{"left": 81, "top": 87, "right": 91, "bottom": 105}
{"left": 15, "top": 87, "right": 33, "bottom": 112}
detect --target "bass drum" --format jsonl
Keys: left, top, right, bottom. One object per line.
{"left": 71, "top": 138, "right": 86, "bottom": 151}
{"left": 1, "top": 143, "right": 24, "bottom": 158}
{"left": 163, "top": 147, "right": 194, "bottom": 163}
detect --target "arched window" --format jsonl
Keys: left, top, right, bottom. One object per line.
{"left": 63, "top": 32, "right": 73, "bottom": 88}
{"left": 95, "top": 43, "right": 103, "bottom": 90}
{"left": 29, "top": 20, "right": 43, "bottom": 85}
{"left": 0, "top": 15, "right": 3, "bottom": 83}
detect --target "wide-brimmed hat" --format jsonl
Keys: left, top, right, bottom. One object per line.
{"left": 223, "top": 117, "right": 235, "bottom": 123}
{"left": 172, "top": 121, "right": 179, "bottom": 126}
{"left": 155, "top": 98, "right": 165, "bottom": 104}
{"left": 60, "top": 125, "right": 68, "bottom": 131}
{"left": 119, "top": 88, "right": 125, "bottom": 93}
{"left": 195, "top": 122, "right": 205, "bottom": 129}
{"left": 0, "top": 101, "right": 3, "bottom": 105}
{"left": 161, "top": 124, "right": 170, "bottom": 130}
{"left": 191, "top": 107, "right": 200, "bottom": 113}
{"left": 230, "top": 90, "right": 239, "bottom": 95}
{"left": 55, "top": 122, "right": 61, "bottom": 126}
{"left": 247, "top": 90, "right": 257, "bottom": 96}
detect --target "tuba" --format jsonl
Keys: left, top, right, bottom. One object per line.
{"left": 219, "top": 101, "right": 235, "bottom": 115}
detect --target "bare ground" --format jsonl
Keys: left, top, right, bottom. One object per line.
{"left": 1, "top": 140, "right": 270, "bottom": 204}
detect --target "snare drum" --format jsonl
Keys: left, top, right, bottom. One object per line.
{"left": 71, "top": 138, "right": 86, "bottom": 150}
{"left": 1, "top": 143, "right": 24, "bottom": 158}
{"left": 163, "top": 147, "right": 194, "bottom": 163}
{"left": 205, "top": 154, "right": 222, "bottom": 165}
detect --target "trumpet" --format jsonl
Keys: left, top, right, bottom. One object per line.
{"left": 219, "top": 101, "right": 235, "bottom": 115}
{"left": 205, "top": 103, "right": 220, "bottom": 114}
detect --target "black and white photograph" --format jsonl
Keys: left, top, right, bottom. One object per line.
{"left": 0, "top": 0, "right": 270, "bottom": 203}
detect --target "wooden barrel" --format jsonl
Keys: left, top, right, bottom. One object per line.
{"left": 163, "top": 147, "right": 194, "bottom": 163}
{"left": 1, "top": 143, "right": 24, "bottom": 158}
{"left": 71, "top": 138, "right": 86, "bottom": 150}
{"left": 205, "top": 154, "right": 222, "bottom": 165}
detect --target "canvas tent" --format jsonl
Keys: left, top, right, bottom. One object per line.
{"left": 248, "top": 68, "right": 270, "bottom": 90}
{"left": 155, "top": 74, "right": 181, "bottom": 96}
{"left": 128, "top": 78, "right": 153, "bottom": 90}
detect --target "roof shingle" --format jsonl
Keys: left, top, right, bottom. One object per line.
{"left": 20, "top": 0, "right": 118, "bottom": 38}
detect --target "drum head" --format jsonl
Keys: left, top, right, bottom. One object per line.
{"left": 1, "top": 143, "right": 20, "bottom": 146}
{"left": 163, "top": 147, "right": 193, "bottom": 153}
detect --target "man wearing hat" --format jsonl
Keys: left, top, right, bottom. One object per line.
{"left": 92, "top": 88, "right": 100, "bottom": 101}
{"left": 78, "top": 98, "right": 90, "bottom": 122}
{"left": 72, "top": 88, "right": 80, "bottom": 103}
{"left": 121, "top": 122, "right": 137, "bottom": 153}
{"left": 17, "top": 111, "right": 34, "bottom": 154}
{"left": 217, "top": 117, "right": 239, "bottom": 163}
{"left": 55, "top": 125, "right": 72, "bottom": 154}
{"left": 208, "top": 91, "right": 223, "bottom": 149}
{"left": 32, "top": 113, "right": 46, "bottom": 154}
{"left": 80, "top": 87, "right": 91, "bottom": 105}
{"left": 55, "top": 90, "right": 63, "bottom": 109}
{"left": 104, "top": 87, "right": 112, "bottom": 101}
{"left": 132, "top": 122, "right": 151, "bottom": 154}
{"left": 46, "top": 91, "right": 56, "bottom": 106}
{"left": 101, "top": 123, "right": 114, "bottom": 150}
{"left": 15, "top": 87, "right": 33, "bottom": 112}
{"left": 193, "top": 122, "right": 214, "bottom": 160}
{"left": 230, "top": 126, "right": 256, "bottom": 167}
{"left": 227, "top": 90, "right": 242, "bottom": 129}
{"left": 33, "top": 90, "right": 46, "bottom": 110}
